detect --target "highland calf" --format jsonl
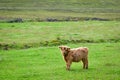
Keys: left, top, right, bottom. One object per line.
{"left": 59, "top": 46, "right": 88, "bottom": 70}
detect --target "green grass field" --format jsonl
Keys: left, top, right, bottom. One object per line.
{"left": 0, "top": 0, "right": 120, "bottom": 79}
{"left": 0, "top": 21, "right": 120, "bottom": 80}
{"left": 0, "top": 43, "right": 120, "bottom": 80}
{"left": 0, "top": 21, "right": 120, "bottom": 49}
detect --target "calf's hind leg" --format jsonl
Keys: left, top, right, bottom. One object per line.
{"left": 82, "top": 58, "right": 86, "bottom": 69}
{"left": 85, "top": 58, "right": 88, "bottom": 69}
{"left": 82, "top": 58, "right": 88, "bottom": 69}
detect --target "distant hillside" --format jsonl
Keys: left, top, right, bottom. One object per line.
{"left": 0, "top": 0, "right": 120, "bottom": 22}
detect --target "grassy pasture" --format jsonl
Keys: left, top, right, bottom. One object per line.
{"left": 0, "top": 43, "right": 120, "bottom": 80}
{"left": 0, "top": 10, "right": 120, "bottom": 22}
{"left": 0, "top": 0, "right": 120, "bottom": 80}
{"left": 0, "top": 21, "right": 120, "bottom": 49}
{"left": 0, "top": 0, "right": 120, "bottom": 21}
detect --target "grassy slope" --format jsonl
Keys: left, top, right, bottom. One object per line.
{"left": 0, "top": 0, "right": 119, "bottom": 21}
{"left": 0, "top": 21, "right": 120, "bottom": 43}
{"left": 0, "top": 0, "right": 119, "bottom": 10}
{"left": 0, "top": 21, "right": 120, "bottom": 49}
{"left": 0, "top": 43, "right": 120, "bottom": 80}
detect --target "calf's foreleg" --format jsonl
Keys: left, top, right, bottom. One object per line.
{"left": 66, "top": 61, "right": 72, "bottom": 70}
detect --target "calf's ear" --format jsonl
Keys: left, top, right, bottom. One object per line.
{"left": 58, "top": 46, "right": 62, "bottom": 49}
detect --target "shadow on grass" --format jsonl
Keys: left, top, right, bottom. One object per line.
{"left": 69, "top": 67, "right": 95, "bottom": 72}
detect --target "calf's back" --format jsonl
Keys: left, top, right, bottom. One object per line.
{"left": 70, "top": 47, "right": 88, "bottom": 62}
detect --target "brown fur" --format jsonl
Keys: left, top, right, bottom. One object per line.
{"left": 59, "top": 46, "right": 88, "bottom": 70}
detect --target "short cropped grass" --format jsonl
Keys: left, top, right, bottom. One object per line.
{"left": 0, "top": 43, "right": 120, "bottom": 80}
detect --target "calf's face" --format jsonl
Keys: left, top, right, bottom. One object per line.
{"left": 59, "top": 46, "right": 70, "bottom": 56}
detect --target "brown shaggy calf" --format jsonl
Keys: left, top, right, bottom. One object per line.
{"left": 59, "top": 46, "right": 88, "bottom": 70}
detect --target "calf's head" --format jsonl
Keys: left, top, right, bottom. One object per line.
{"left": 59, "top": 46, "right": 70, "bottom": 56}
